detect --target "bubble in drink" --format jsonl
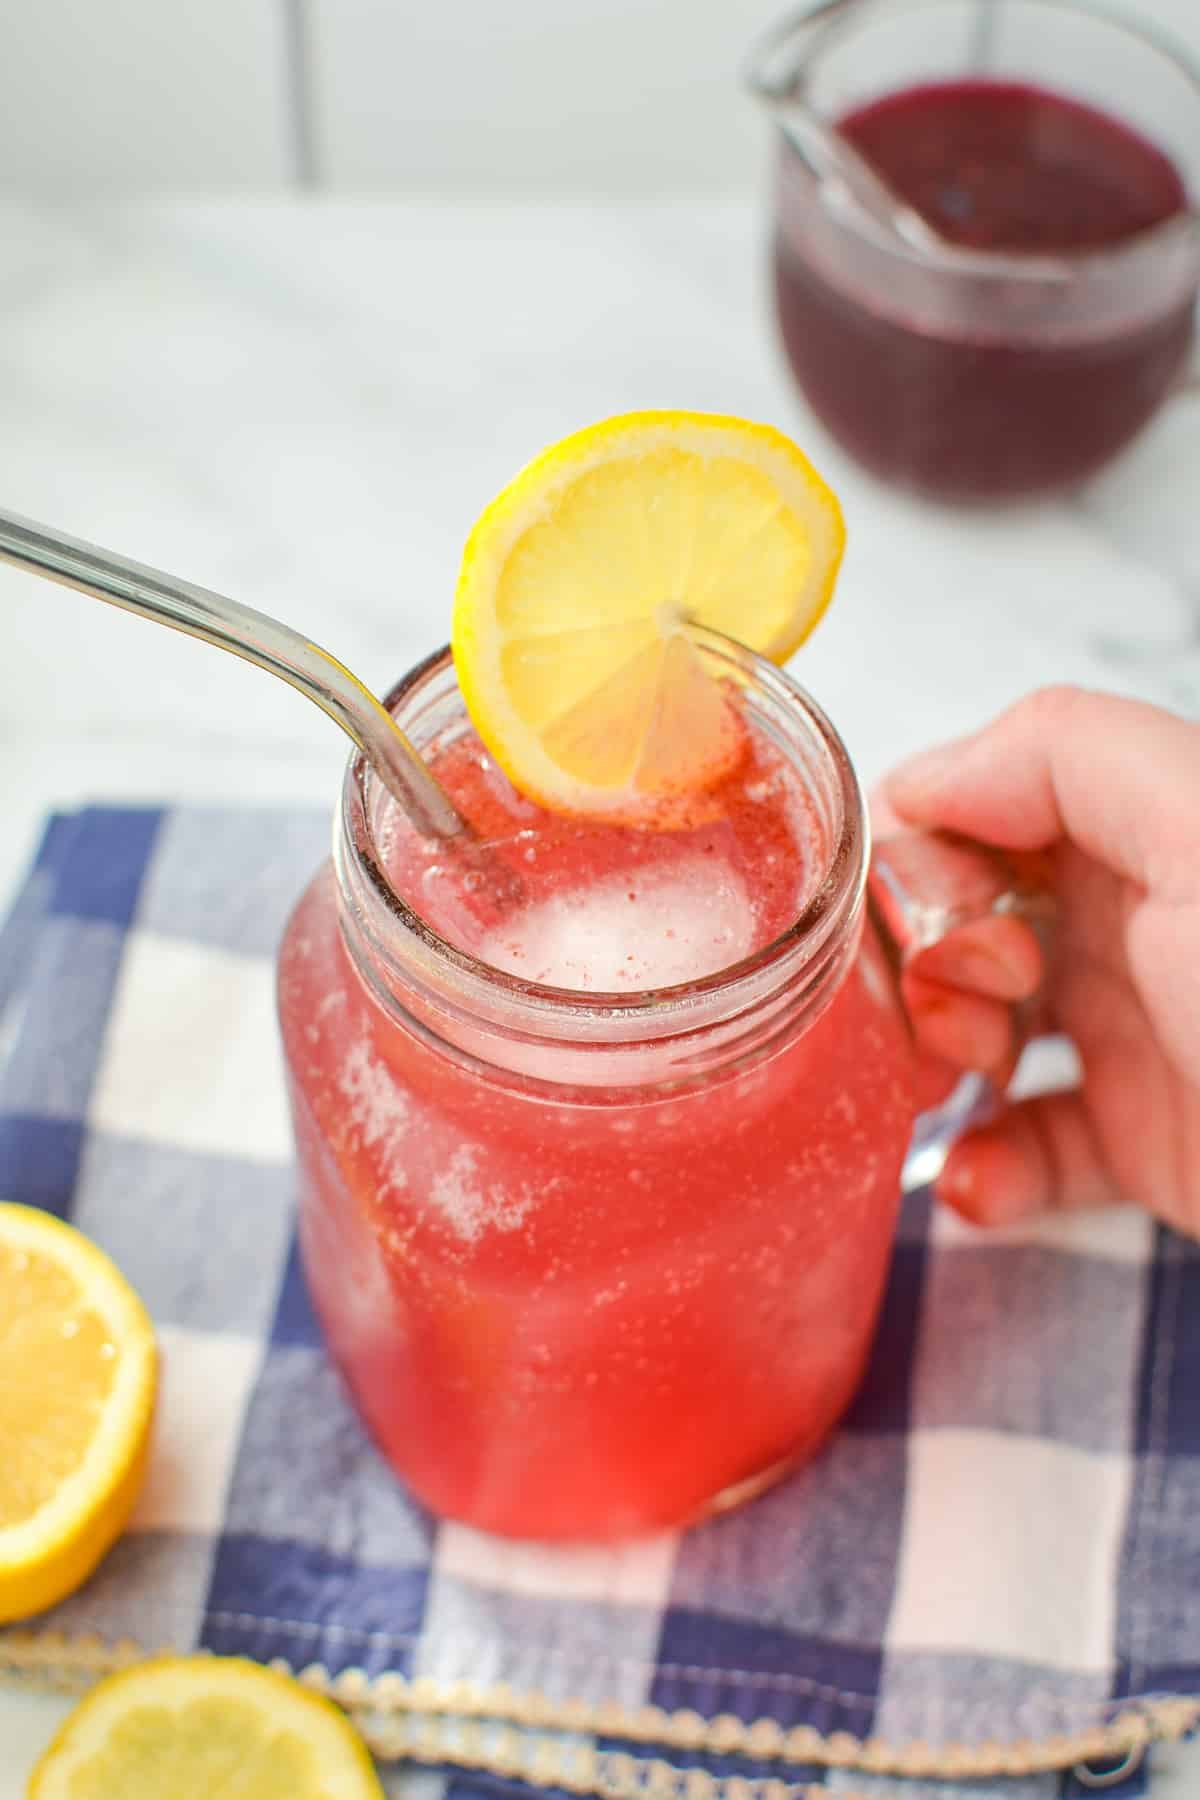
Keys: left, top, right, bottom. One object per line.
{"left": 379, "top": 728, "right": 818, "bottom": 980}
{"left": 480, "top": 858, "right": 754, "bottom": 990}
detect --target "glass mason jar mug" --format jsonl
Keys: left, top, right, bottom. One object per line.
{"left": 277, "top": 639, "right": 1044, "bottom": 1540}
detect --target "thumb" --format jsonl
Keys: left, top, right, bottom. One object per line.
{"left": 936, "top": 1089, "right": 1122, "bottom": 1226}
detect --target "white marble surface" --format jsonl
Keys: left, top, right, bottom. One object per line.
{"left": 0, "top": 197, "right": 1198, "bottom": 1791}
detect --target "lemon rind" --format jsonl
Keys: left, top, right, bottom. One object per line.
{"left": 452, "top": 411, "right": 844, "bottom": 818}
{"left": 0, "top": 1202, "right": 156, "bottom": 1617}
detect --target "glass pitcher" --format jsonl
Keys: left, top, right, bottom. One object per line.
{"left": 277, "top": 638, "right": 1047, "bottom": 1540}
{"left": 748, "top": 0, "right": 1200, "bottom": 502}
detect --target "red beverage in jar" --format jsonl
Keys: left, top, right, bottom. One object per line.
{"left": 278, "top": 652, "right": 914, "bottom": 1539}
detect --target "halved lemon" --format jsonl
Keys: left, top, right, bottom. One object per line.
{"left": 0, "top": 1201, "right": 156, "bottom": 1622}
{"left": 452, "top": 411, "right": 845, "bottom": 822}
{"left": 29, "top": 1655, "right": 386, "bottom": 1799}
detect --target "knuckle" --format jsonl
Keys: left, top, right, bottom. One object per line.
{"left": 1025, "top": 683, "right": 1084, "bottom": 731}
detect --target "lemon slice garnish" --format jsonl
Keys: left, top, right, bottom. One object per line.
{"left": 29, "top": 1655, "right": 386, "bottom": 1798}
{"left": 0, "top": 1200, "right": 156, "bottom": 1622}
{"left": 452, "top": 410, "right": 844, "bottom": 821}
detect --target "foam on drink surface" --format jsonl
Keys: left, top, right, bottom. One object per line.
{"left": 380, "top": 717, "right": 822, "bottom": 990}
{"left": 479, "top": 856, "right": 754, "bottom": 991}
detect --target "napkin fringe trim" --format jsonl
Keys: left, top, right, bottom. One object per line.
{"left": 3, "top": 1631, "right": 1197, "bottom": 1782}
{"left": 3, "top": 1611, "right": 1150, "bottom": 1715}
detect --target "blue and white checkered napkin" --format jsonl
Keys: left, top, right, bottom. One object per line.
{"left": 1, "top": 806, "right": 1198, "bottom": 1800}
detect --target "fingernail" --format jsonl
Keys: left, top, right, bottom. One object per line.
{"left": 938, "top": 1141, "right": 1031, "bottom": 1227}
{"left": 936, "top": 940, "right": 1028, "bottom": 1000}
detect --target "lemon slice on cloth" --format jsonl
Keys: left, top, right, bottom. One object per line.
{"left": 29, "top": 1655, "right": 386, "bottom": 1798}
{"left": 452, "top": 410, "right": 845, "bottom": 822}
{"left": 0, "top": 1201, "right": 156, "bottom": 1622}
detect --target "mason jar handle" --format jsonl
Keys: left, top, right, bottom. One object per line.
{"left": 869, "top": 830, "right": 1054, "bottom": 967}
{"left": 868, "top": 830, "right": 1058, "bottom": 1185}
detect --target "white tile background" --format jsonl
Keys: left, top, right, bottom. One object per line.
{"left": 1, "top": 0, "right": 1197, "bottom": 196}
{"left": 0, "top": 1, "right": 292, "bottom": 190}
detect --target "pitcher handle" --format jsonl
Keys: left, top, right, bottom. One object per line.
{"left": 868, "top": 831, "right": 1058, "bottom": 1190}
{"left": 743, "top": 0, "right": 861, "bottom": 109}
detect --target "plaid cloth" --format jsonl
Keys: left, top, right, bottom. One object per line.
{"left": 1, "top": 805, "right": 1198, "bottom": 1800}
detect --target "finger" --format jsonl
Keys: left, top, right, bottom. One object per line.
{"left": 904, "top": 972, "right": 1015, "bottom": 1074}
{"left": 885, "top": 686, "right": 1200, "bottom": 893}
{"left": 936, "top": 1089, "right": 1122, "bottom": 1226}
{"left": 868, "top": 782, "right": 906, "bottom": 837}
{"left": 908, "top": 913, "right": 1043, "bottom": 1001}
{"left": 913, "top": 1050, "right": 964, "bottom": 1113}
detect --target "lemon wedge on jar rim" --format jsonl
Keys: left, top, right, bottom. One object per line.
{"left": 0, "top": 1200, "right": 156, "bottom": 1623}
{"left": 451, "top": 410, "right": 845, "bottom": 822}
{"left": 29, "top": 1655, "right": 386, "bottom": 1799}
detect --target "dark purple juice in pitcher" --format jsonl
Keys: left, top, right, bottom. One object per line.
{"left": 773, "top": 81, "right": 1194, "bottom": 500}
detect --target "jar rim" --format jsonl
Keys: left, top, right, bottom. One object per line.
{"left": 336, "top": 634, "right": 867, "bottom": 1040}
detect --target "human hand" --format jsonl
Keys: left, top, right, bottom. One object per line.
{"left": 882, "top": 686, "right": 1200, "bottom": 1238}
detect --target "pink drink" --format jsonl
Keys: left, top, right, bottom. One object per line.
{"left": 278, "top": 651, "right": 914, "bottom": 1538}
